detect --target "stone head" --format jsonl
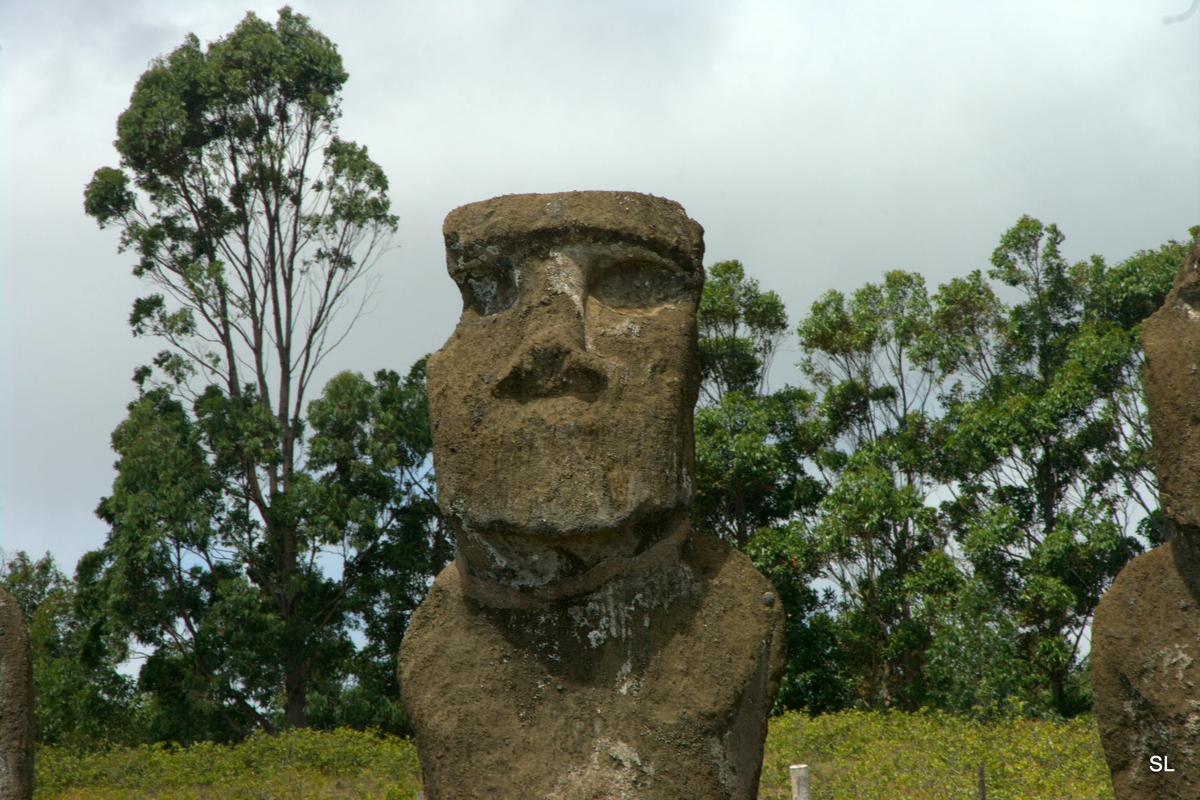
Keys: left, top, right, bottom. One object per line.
{"left": 426, "top": 192, "right": 705, "bottom": 593}
{"left": 1143, "top": 236, "right": 1200, "bottom": 546}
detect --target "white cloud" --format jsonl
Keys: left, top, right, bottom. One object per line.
{"left": 1, "top": 0, "right": 1196, "bottom": 572}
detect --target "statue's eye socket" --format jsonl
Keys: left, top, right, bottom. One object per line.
{"left": 456, "top": 267, "right": 518, "bottom": 316}
{"left": 590, "top": 260, "right": 691, "bottom": 310}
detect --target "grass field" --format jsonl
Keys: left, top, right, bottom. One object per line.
{"left": 35, "top": 728, "right": 423, "bottom": 800}
{"left": 759, "top": 710, "right": 1112, "bottom": 799}
{"left": 35, "top": 711, "right": 1112, "bottom": 799}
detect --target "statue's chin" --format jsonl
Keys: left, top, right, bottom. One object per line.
{"left": 449, "top": 480, "right": 691, "bottom": 538}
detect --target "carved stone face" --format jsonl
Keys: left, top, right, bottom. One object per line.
{"left": 426, "top": 192, "right": 705, "bottom": 589}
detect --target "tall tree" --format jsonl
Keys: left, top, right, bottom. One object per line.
{"left": 796, "top": 270, "right": 955, "bottom": 711}
{"left": 82, "top": 7, "right": 403, "bottom": 735}
{"left": 691, "top": 261, "right": 846, "bottom": 714}
{"left": 933, "top": 218, "right": 1191, "bottom": 716}
{"left": 302, "top": 360, "right": 449, "bottom": 733}
{"left": 692, "top": 260, "right": 818, "bottom": 546}
{"left": 691, "top": 227, "right": 1192, "bottom": 720}
{"left": 697, "top": 259, "right": 789, "bottom": 404}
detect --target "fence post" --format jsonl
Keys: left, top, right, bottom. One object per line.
{"left": 789, "top": 764, "right": 810, "bottom": 800}
{"left": 977, "top": 761, "right": 986, "bottom": 800}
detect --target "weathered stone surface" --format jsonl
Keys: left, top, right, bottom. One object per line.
{"left": 1093, "top": 538, "right": 1200, "bottom": 798}
{"left": 1092, "top": 235, "right": 1200, "bottom": 799}
{"left": 1141, "top": 236, "right": 1200, "bottom": 537}
{"left": 400, "top": 191, "right": 785, "bottom": 798}
{"left": 0, "top": 588, "right": 33, "bottom": 800}
{"left": 428, "top": 191, "right": 705, "bottom": 592}
{"left": 401, "top": 532, "right": 785, "bottom": 799}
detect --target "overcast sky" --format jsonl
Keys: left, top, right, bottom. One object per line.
{"left": 2, "top": 1, "right": 1198, "bottom": 576}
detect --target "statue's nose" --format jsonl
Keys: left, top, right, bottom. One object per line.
{"left": 493, "top": 342, "right": 607, "bottom": 401}
{"left": 494, "top": 285, "right": 608, "bottom": 402}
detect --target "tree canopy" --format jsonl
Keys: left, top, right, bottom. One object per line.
{"left": 691, "top": 221, "right": 1195, "bottom": 718}
{"left": 80, "top": 7, "right": 436, "bottom": 739}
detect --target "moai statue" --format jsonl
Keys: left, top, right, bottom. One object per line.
{"left": 0, "top": 588, "right": 33, "bottom": 800}
{"left": 399, "top": 192, "right": 786, "bottom": 799}
{"left": 1092, "top": 235, "right": 1200, "bottom": 799}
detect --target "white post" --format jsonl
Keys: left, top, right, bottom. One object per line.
{"left": 789, "top": 763, "right": 810, "bottom": 800}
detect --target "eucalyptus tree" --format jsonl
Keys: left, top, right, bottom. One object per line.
{"left": 692, "top": 260, "right": 813, "bottom": 546}
{"left": 690, "top": 226, "right": 1192, "bottom": 719}
{"left": 795, "top": 270, "right": 958, "bottom": 711}
{"left": 82, "top": 7, "right": 409, "bottom": 736}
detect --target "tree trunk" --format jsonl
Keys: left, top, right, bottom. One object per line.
{"left": 284, "top": 660, "right": 309, "bottom": 728}
{"left": 1050, "top": 667, "right": 1066, "bottom": 717}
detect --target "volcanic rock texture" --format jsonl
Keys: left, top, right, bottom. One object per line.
{"left": 1093, "top": 235, "right": 1200, "bottom": 799}
{"left": 0, "top": 588, "right": 32, "bottom": 800}
{"left": 399, "top": 192, "right": 786, "bottom": 799}
{"left": 401, "top": 532, "right": 784, "bottom": 799}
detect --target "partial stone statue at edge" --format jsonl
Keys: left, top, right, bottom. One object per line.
{"left": 1093, "top": 233, "right": 1200, "bottom": 800}
{"left": 0, "top": 588, "right": 33, "bottom": 800}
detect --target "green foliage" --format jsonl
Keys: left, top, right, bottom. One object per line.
{"left": 759, "top": 710, "right": 1111, "bottom": 799}
{"left": 85, "top": 361, "right": 437, "bottom": 742}
{"left": 694, "top": 223, "right": 1192, "bottom": 722}
{"left": 785, "top": 221, "right": 1189, "bottom": 717}
{"left": 748, "top": 525, "right": 850, "bottom": 715}
{"left": 34, "top": 715, "right": 1109, "bottom": 800}
{"left": 922, "top": 578, "right": 1041, "bottom": 720}
{"left": 698, "top": 260, "right": 789, "bottom": 401}
{"left": 304, "top": 361, "right": 451, "bottom": 734}
{"left": 935, "top": 217, "right": 1188, "bottom": 716}
{"left": 0, "top": 551, "right": 136, "bottom": 750}
{"left": 693, "top": 259, "right": 817, "bottom": 548}
{"left": 797, "top": 270, "right": 951, "bottom": 711}
{"left": 35, "top": 727, "right": 422, "bottom": 800}
{"left": 81, "top": 6, "right": 422, "bottom": 739}
{"left": 90, "top": 384, "right": 300, "bottom": 742}
{"left": 693, "top": 388, "right": 823, "bottom": 547}
{"left": 692, "top": 262, "right": 845, "bottom": 714}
